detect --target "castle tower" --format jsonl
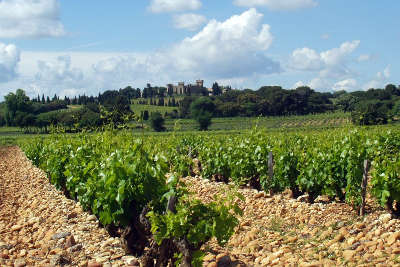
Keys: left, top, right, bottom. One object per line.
{"left": 178, "top": 82, "right": 185, "bottom": 95}
{"left": 196, "top": 80, "right": 204, "bottom": 88}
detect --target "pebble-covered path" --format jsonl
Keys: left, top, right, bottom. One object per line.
{"left": 0, "top": 147, "right": 136, "bottom": 267}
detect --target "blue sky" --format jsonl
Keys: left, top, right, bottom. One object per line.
{"left": 0, "top": 0, "right": 398, "bottom": 99}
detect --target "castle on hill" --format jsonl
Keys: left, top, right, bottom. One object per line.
{"left": 167, "top": 80, "right": 210, "bottom": 96}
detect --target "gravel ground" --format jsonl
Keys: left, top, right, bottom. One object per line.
{"left": 183, "top": 176, "right": 400, "bottom": 267}
{"left": 1, "top": 146, "right": 400, "bottom": 267}
{"left": 0, "top": 147, "right": 136, "bottom": 267}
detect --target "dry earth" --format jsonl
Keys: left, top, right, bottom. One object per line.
{"left": 1, "top": 146, "right": 400, "bottom": 266}
{"left": 0, "top": 147, "right": 135, "bottom": 267}
{"left": 184, "top": 177, "right": 400, "bottom": 267}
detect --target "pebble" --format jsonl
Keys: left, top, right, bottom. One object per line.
{"left": 68, "top": 211, "right": 78, "bottom": 219}
{"left": 51, "top": 232, "right": 71, "bottom": 240}
{"left": 18, "top": 249, "right": 27, "bottom": 257}
{"left": 87, "top": 215, "right": 97, "bottom": 222}
{"left": 388, "top": 232, "right": 400, "bottom": 245}
{"left": 88, "top": 261, "right": 102, "bottom": 267}
{"left": 125, "top": 257, "right": 139, "bottom": 266}
{"left": 216, "top": 255, "right": 231, "bottom": 266}
{"left": 11, "top": 225, "right": 22, "bottom": 232}
{"left": 203, "top": 254, "right": 215, "bottom": 262}
{"left": 13, "top": 259, "right": 26, "bottom": 267}
{"left": 0, "top": 242, "right": 11, "bottom": 250}
{"left": 380, "top": 213, "right": 392, "bottom": 223}
{"left": 68, "top": 243, "right": 83, "bottom": 252}
{"left": 65, "top": 235, "right": 76, "bottom": 248}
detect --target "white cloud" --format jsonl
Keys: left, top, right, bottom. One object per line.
{"left": 0, "top": 42, "right": 20, "bottom": 82}
{"left": 173, "top": 13, "right": 207, "bottom": 31}
{"left": 292, "top": 78, "right": 330, "bottom": 90}
{"left": 149, "top": 0, "right": 202, "bottom": 13}
{"left": 91, "top": 55, "right": 160, "bottom": 89}
{"left": 364, "top": 65, "right": 391, "bottom": 90}
{"left": 35, "top": 55, "right": 84, "bottom": 86}
{"left": 59, "top": 88, "right": 79, "bottom": 98}
{"left": 234, "top": 0, "right": 317, "bottom": 10}
{"left": 1, "top": 9, "right": 281, "bottom": 98}
{"left": 358, "top": 54, "right": 370, "bottom": 62}
{"left": 293, "top": 81, "right": 306, "bottom": 88}
{"left": 377, "top": 65, "right": 390, "bottom": 80}
{"left": 168, "top": 8, "right": 280, "bottom": 78}
{"left": 383, "top": 65, "right": 390, "bottom": 79}
{"left": 332, "top": 78, "right": 358, "bottom": 91}
{"left": 290, "top": 47, "right": 323, "bottom": 71}
{"left": 320, "top": 40, "right": 359, "bottom": 66}
{"left": 288, "top": 41, "right": 361, "bottom": 92}
{"left": 289, "top": 40, "right": 360, "bottom": 83}
{"left": 91, "top": 9, "right": 280, "bottom": 82}
{"left": 0, "top": 0, "right": 65, "bottom": 39}
{"left": 309, "top": 77, "right": 330, "bottom": 90}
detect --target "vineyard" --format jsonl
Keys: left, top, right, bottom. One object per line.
{"left": 11, "top": 125, "right": 400, "bottom": 265}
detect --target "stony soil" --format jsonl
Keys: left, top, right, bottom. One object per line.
{"left": 1, "top": 146, "right": 400, "bottom": 266}
{"left": 184, "top": 177, "right": 400, "bottom": 267}
{"left": 0, "top": 147, "right": 136, "bottom": 267}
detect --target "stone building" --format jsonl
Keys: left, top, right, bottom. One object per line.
{"left": 167, "top": 80, "right": 207, "bottom": 95}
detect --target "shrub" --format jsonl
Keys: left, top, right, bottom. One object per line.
{"left": 150, "top": 112, "right": 165, "bottom": 132}
{"left": 351, "top": 100, "right": 388, "bottom": 125}
{"left": 190, "top": 97, "right": 215, "bottom": 131}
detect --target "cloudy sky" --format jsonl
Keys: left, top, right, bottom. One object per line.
{"left": 0, "top": 0, "right": 398, "bottom": 99}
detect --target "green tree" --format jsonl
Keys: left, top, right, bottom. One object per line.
{"left": 0, "top": 112, "right": 5, "bottom": 126}
{"left": 212, "top": 82, "right": 222, "bottom": 96}
{"left": 150, "top": 112, "right": 165, "bottom": 132}
{"left": 391, "top": 100, "right": 400, "bottom": 119}
{"left": 385, "top": 84, "right": 400, "bottom": 96}
{"left": 190, "top": 97, "right": 215, "bottom": 130}
{"left": 179, "top": 96, "right": 195, "bottom": 118}
{"left": 4, "top": 89, "right": 33, "bottom": 126}
{"left": 351, "top": 100, "right": 388, "bottom": 125}
{"left": 142, "top": 110, "right": 149, "bottom": 121}
{"left": 335, "top": 94, "right": 359, "bottom": 112}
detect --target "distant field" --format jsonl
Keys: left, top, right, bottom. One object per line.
{"left": 131, "top": 96, "right": 184, "bottom": 105}
{"left": 126, "top": 112, "right": 352, "bottom": 133}
{"left": 0, "top": 127, "right": 22, "bottom": 136}
{"left": 130, "top": 104, "right": 178, "bottom": 115}
{"left": 0, "top": 112, "right": 353, "bottom": 142}
{"left": 67, "top": 105, "right": 82, "bottom": 110}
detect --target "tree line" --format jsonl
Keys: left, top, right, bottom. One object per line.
{"left": 1, "top": 83, "right": 400, "bottom": 131}
{"left": 0, "top": 89, "right": 133, "bottom": 132}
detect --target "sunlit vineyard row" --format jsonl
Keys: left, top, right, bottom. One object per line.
{"left": 18, "top": 125, "right": 400, "bottom": 264}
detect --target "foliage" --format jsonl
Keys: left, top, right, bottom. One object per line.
{"left": 212, "top": 82, "right": 222, "bottom": 96}
{"left": 148, "top": 181, "right": 243, "bottom": 266}
{"left": 20, "top": 131, "right": 243, "bottom": 266}
{"left": 369, "top": 131, "right": 400, "bottom": 215}
{"left": 351, "top": 100, "right": 389, "bottom": 125}
{"left": 190, "top": 97, "right": 215, "bottom": 131}
{"left": 142, "top": 110, "right": 149, "bottom": 121}
{"left": 150, "top": 112, "right": 166, "bottom": 132}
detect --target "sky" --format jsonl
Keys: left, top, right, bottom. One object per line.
{"left": 0, "top": 0, "right": 399, "bottom": 99}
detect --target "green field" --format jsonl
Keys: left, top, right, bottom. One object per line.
{"left": 67, "top": 105, "right": 82, "bottom": 110}
{"left": 126, "top": 111, "right": 351, "bottom": 132}
{"left": 164, "top": 112, "right": 351, "bottom": 132}
{"left": 0, "top": 112, "right": 353, "bottom": 141}
{"left": 130, "top": 104, "right": 178, "bottom": 115}
{"left": 0, "top": 127, "right": 22, "bottom": 136}
{"left": 131, "top": 96, "right": 185, "bottom": 105}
